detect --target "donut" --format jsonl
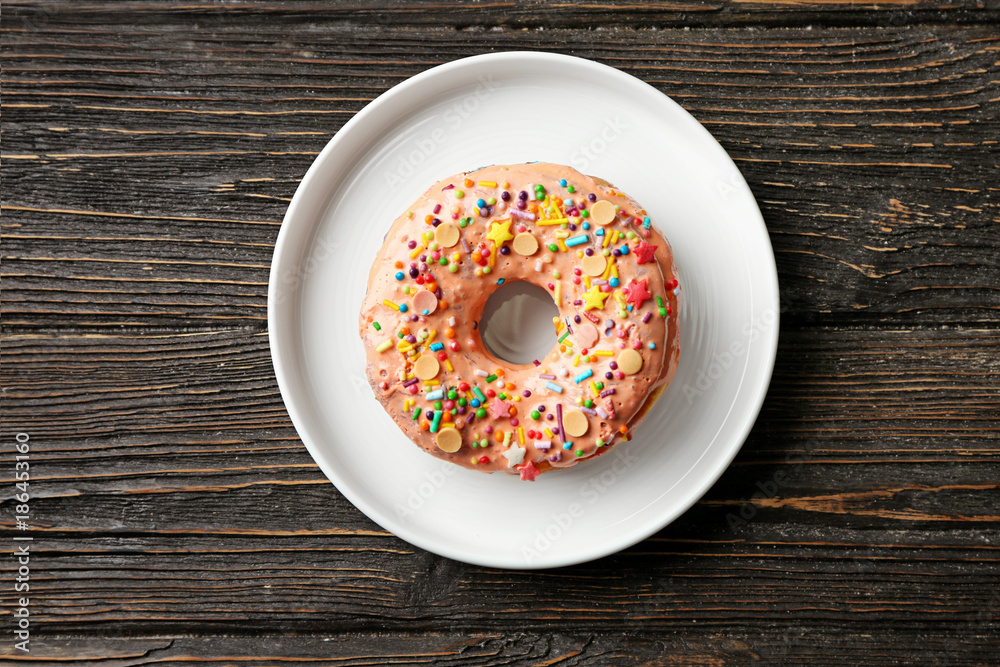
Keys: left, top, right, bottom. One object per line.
{"left": 359, "top": 163, "right": 680, "bottom": 481}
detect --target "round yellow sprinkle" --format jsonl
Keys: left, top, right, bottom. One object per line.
{"left": 413, "top": 355, "right": 440, "bottom": 380}
{"left": 582, "top": 254, "right": 608, "bottom": 276}
{"left": 591, "top": 200, "right": 616, "bottom": 225}
{"left": 436, "top": 427, "right": 462, "bottom": 453}
{"left": 563, "top": 410, "right": 590, "bottom": 437}
{"left": 512, "top": 232, "right": 539, "bottom": 256}
{"left": 435, "top": 222, "right": 461, "bottom": 248}
{"left": 617, "top": 349, "right": 643, "bottom": 375}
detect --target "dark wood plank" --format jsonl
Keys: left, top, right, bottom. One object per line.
{"left": 8, "top": 632, "right": 995, "bottom": 666}
{"left": 2, "top": 2, "right": 999, "bottom": 664}
{"left": 3, "top": 20, "right": 999, "bottom": 327}
{"left": 1, "top": 327, "right": 997, "bottom": 650}
{"left": 4, "top": 0, "right": 999, "bottom": 30}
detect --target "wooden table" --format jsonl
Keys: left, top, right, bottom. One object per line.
{"left": 3, "top": 1, "right": 999, "bottom": 664}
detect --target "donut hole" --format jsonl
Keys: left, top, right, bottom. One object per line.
{"left": 479, "top": 280, "right": 560, "bottom": 366}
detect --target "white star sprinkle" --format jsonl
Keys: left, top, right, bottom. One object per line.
{"left": 503, "top": 445, "right": 526, "bottom": 467}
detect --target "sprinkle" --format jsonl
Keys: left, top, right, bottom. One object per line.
{"left": 473, "top": 386, "right": 488, "bottom": 402}
{"left": 596, "top": 407, "right": 609, "bottom": 418}
{"left": 539, "top": 373, "right": 556, "bottom": 380}
{"left": 537, "top": 218, "right": 569, "bottom": 226}
{"left": 375, "top": 339, "right": 393, "bottom": 353}
{"left": 444, "top": 359, "right": 453, "bottom": 372}
{"left": 372, "top": 322, "right": 381, "bottom": 331}
{"left": 573, "top": 369, "right": 594, "bottom": 384}
{"left": 544, "top": 428, "right": 554, "bottom": 438}
{"left": 503, "top": 445, "right": 525, "bottom": 466}
{"left": 485, "top": 374, "right": 498, "bottom": 383}
{"left": 475, "top": 369, "right": 489, "bottom": 377}
{"left": 534, "top": 260, "right": 544, "bottom": 272}
{"left": 412, "top": 407, "right": 422, "bottom": 420}
{"left": 589, "top": 381, "right": 600, "bottom": 397}
{"left": 497, "top": 277, "right": 505, "bottom": 285}
{"left": 430, "top": 410, "right": 443, "bottom": 433}
{"left": 382, "top": 299, "right": 400, "bottom": 311}
{"left": 402, "top": 378, "right": 419, "bottom": 387}
{"left": 563, "top": 442, "right": 572, "bottom": 450}
{"left": 426, "top": 389, "right": 444, "bottom": 401}
{"left": 518, "top": 427, "right": 525, "bottom": 444}
{"left": 544, "top": 381, "right": 564, "bottom": 394}
{"left": 603, "top": 257, "right": 615, "bottom": 281}
{"left": 558, "top": 330, "right": 570, "bottom": 344}
{"left": 643, "top": 216, "right": 651, "bottom": 229}
{"left": 580, "top": 406, "right": 598, "bottom": 416}
{"left": 599, "top": 388, "right": 617, "bottom": 398}
{"left": 643, "top": 311, "right": 653, "bottom": 324}
{"left": 565, "top": 234, "right": 589, "bottom": 247}
{"left": 535, "top": 440, "right": 551, "bottom": 450}
{"left": 429, "top": 342, "right": 444, "bottom": 351}
{"left": 478, "top": 180, "right": 497, "bottom": 187}
{"left": 511, "top": 209, "right": 536, "bottom": 221}
{"left": 556, "top": 404, "right": 565, "bottom": 443}
{"left": 592, "top": 350, "right": 614, "bottom": 356}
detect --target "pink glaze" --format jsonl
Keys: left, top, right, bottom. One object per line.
{"left": 359, "top": 164, "right": 680, "bottom": 478}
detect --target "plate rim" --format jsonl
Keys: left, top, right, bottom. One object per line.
{"left": 268, "top": 50, "right": 780, "bottom": 569}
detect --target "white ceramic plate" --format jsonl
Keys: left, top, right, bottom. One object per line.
{"left": 268, "top": 52, "right": 778, "bottom": 569}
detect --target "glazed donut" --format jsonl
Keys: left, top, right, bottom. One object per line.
{"left": 359, "top": 163, "right": 680, "bottom": 480}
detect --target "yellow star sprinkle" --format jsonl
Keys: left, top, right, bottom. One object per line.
{"left": 486, "top": 219, "right": 515, "bottom": 246}
{"left": 582, "top": 285, "right": 610, "bottom": 311}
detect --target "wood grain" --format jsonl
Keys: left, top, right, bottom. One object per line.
{"left": 2, "top": 1, "right": 999, "bottom": 664}
{"left": 4, "top": 19, "right": 999, "bottom": 327}
{"left": 5, "top": 0, "right": 1000, "bottom": 29}
{"left": 1, "top": 328, "right": 997, "bottom": 651}
{"left": 12, "top": 633, "right": 990, "bottom": 667}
